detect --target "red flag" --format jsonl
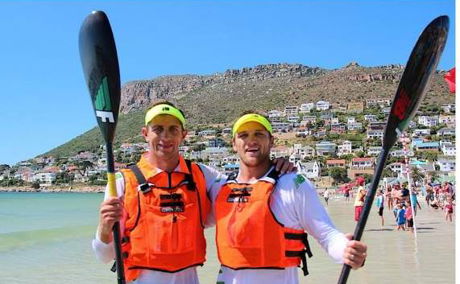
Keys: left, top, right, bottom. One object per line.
{"left": 444, "top": 67, "right": 455, "bottom": 93}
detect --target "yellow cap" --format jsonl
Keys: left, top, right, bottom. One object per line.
{"left": 144, "top": 104, "right": 186, "bottom": 126}
{"left": 232, "top": 113, "right": 273, "bottom": 136}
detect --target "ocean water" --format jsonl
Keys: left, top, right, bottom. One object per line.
{"left": 0, "top": 192, "right": 454, "bottom": 283}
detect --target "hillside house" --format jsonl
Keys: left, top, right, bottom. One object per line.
{"left": 270, "top": 146, "right": 291, "bottom": 159}
{"left": 364, "top": 114, "right": 378, "bottom": 122}
{"left": 367, "top": 129, "right": 384, "bottom": 140}
{"left": 441, "top": 104, "right": 455, "bottom": 114}
{"left": 299, "top": 103, "right": 315, "bottom": 113}
{"left": 326, "top": 159, "right": 346, "bottom": 168}
{"left": 418, "top": 116, "right": 439, "bottom": 127}
{"left": 437, "top": 159, "right": 455, "bottom": 172}
{"left": 437, "top": 128, "right": 455, "bottom": 137}
{"left": 268, "top": 110, "right": 284, "bottom": 118}
{"left": 367, "top": 146, "right": 382, "bottom": 156}
{"left": 438, "top": 114, "right": 455, "bottom": 126}
{"left": 347, "top": 117, "right": 356, "bottom": 124}
{"left": 272, "top": 122, "right": 292, "bottom": 132}
{"left": 412, "top": 129, "right": 431, "bottom": 137}
{"left": 337, "top": 141, "right": 352, "bottom": 156}
{"left": 414, "top": 141, "right": 439, "bottom": 152}
{"left": 315, "top": 141, "right": 337, "bottom": 156}
{"left": 298, "top": 161, "right": 321, "bottom": 179}
{"left": 347, "top": 122, "right": 363, "bottom": 131}
{"left": 316, "top": 100, "right": 330, "bottom": 111}
{"left": 284, "top": 106, "right": 299, "bottom": 116}
{"left": 351, "top": 157, "right": 375, "bottom": 168}
{"left": 33, "top": 172, "right": 56, "bottom": 185}
{"left": 441, "top": 142, "right": 456, "bottom": 156}
{"left": 330, "top": 123, "right": 346, "bottom": 134}
{"left": 300, "top": 116, "right": 317, "bottom": 126}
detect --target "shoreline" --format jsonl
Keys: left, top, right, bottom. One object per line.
{"left": 0, "top": 185, "right": 104, "bottom": 193}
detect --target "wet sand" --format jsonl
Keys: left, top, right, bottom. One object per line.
{"left": 198, "top": 196, "right": 455, "bottom": 284}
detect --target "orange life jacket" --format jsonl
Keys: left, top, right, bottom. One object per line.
{"left": 119, "top": 155, "right": 210, "bottom": 282}
{"left": 215, "top": 170, "right": 313, "bottom": 276}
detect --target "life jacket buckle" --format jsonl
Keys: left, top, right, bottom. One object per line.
{"left": 138, "top": 183, "right": 154, "bottom": 193}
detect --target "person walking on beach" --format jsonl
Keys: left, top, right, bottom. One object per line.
{"left": 324, "top": 188, "right": 331, "bottom": 206}
{"left": 92, "top": 102, "right": 293, "bottom": 284}
{"left": 396, "top": 204, "right": 406, "bottom": 231}
{"left": 211, "top": 112, "right": 367, "bottom": 284}
{"left": 409, "top": 189, "right": 422, "bottom": 216}
{"left": 444, "top": 197, "right": 454, "bottom": 222}
{"left": 385, "top": 184, "right": 393, "bottom": 210}
{"left": 376, "top": 190, "right": 385, "bottom": 227}
{"left": 405, "top": 202, "right": 414, "bottom": 233}
{"left": 343, "top": 185, "right": 351, "bottom": 202}
{"left": 354, "top": 186, "right": 367, "bottom": 222}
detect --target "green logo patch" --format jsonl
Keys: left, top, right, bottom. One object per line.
{"left": 95, "top": 77, "right": 112, "bottom": 111}
{"left": 294, "top": 174, "right": 306, "bottom": 188}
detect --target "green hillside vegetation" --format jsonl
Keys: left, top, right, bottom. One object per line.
{"left": 43, "top": 63, "right": 454, "bottom": 159}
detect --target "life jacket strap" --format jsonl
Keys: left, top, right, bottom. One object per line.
{"left": 127, "top": 164, "right": 153, "bottom": 193}
{"left": 284, "top": 232, "right": 313, "bottom": 276}
{"left": 184, "top": 159, "right": 196, "bottom": 191}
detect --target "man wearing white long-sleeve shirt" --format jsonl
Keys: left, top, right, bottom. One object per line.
{"left": 209, "top": 112, "right": 367, "bottom": 284}
{"left": 92, "top": 102, "right": 294, "bottom": 284}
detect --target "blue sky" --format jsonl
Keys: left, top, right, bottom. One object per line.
{"left": 0, "top": 1, "right": 455, "bottom": 165}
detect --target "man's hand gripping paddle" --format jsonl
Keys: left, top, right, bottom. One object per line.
{"left": 337, "top": 15, "right": 449, "bottom": 284}
{"left": 79, "top": 11, "right": 125, "bottom": 284}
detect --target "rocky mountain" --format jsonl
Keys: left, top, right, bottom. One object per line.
{"left": 119, "top": 62, "right": 452, "bottom": 124}
{"left": 44, "top": 62, "right": 454, "bottom": 158}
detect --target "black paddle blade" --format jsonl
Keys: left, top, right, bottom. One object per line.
{"left": 383, "top": 15, "right": 449, "bottom": 149}
{"left": 79, "top": 11, "right": 121, "bottom": 144}
{"left": 338, "top": 15, "right": 449, "bottom": 284}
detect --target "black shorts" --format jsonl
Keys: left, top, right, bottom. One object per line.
{"left": 378, "top": 207, "right": 384, "bottom": 216}
{"left": 407, "top": 219, "right": 413, "bottom": 227}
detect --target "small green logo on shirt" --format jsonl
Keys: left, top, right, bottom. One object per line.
{"left": 294, "top": 174, "right": 306, "bottom": 188}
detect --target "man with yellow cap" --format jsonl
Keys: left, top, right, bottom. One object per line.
{"left": 92, "top": 103, "right": 294, "bottom": 284}
{"left": 210, "top": 112, "right": 367, "bottom": 284}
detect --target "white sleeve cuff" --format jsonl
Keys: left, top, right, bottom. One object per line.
{"left": 92, "top": 236, "right": 115, "bottom": 264}
{"left": 326, "top": 233, "right": 348, "bottom": 264}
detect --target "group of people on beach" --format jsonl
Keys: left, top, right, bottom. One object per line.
{"left": 93, "top": 102, "right": 367, "bottom": 284}
{"left": 341, "top": 179, "right": 455, "bottom": 233}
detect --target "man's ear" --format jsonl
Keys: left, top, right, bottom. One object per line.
{"left": 141, "top": 126, "right": 148, "bottom": 141}
{"left": 269, "top": 135, "right": 275, "bottom": 148}
{"left": 181, "top": 130, "right": 188, "bottom": 140}
{"left": 232, "top": 137, "right": 237, "bottom": 152}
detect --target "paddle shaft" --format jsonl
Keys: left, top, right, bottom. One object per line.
{"left": 337, "top": 147, "right": 389, "bottom": 283}
{"left": 106, "top": 142, "right": 126, "bottom": 284}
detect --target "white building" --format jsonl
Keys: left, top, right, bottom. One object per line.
{"left": 412, "top": 129, "right": 431, "bottom": 137}
{"left": 316, "top": 100, "right": 330, "bottom": 111}
{"left": 287, "top": 115, "right": 300, "bottom": 122}
{"left": 33, "top": 172, "right": 56, "bottom": 185}
{"left": 299, "top": 103, "right": 315, "bottom": 113}
{"left": 437, "top": 159, "right": 455, "bottom": 172}
{"left": 268, "top": 110, "right": 284, "bottom": 118}
{"left": 284, "top": 106, "right": 299, "bottom": 116}
{"left": 347, "top": 122, "right": 363, "bottom": 131}
{"left": 418, "top": 116, "right": 439, "bottom": 127}
{"left": 297, "top": 161, "right": 321, "bottom": 179}
{"left": 367, "top": 146, "right": 382, "bottom": 156}
{"left": 367, "top": 129, "right": 384, "bottom": 139}
{"left": 441, "top": 142, "right": 456, "bottom": 156}
{"left": 347, "top": 117, "right": 356, "bottom": 124}
{"left": 337, "top": 141, "right": 353, "bottom": 156}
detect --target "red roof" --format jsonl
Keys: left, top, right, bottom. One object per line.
{"left": 326, "top": 159, "right": 346, "bottom": 164}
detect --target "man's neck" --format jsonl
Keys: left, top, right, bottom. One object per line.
{"left": 238, "top": 160, "right": 271, "bottom": 183}
{"left": 146, "top": 152, "right": 180, "bottom": 172}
